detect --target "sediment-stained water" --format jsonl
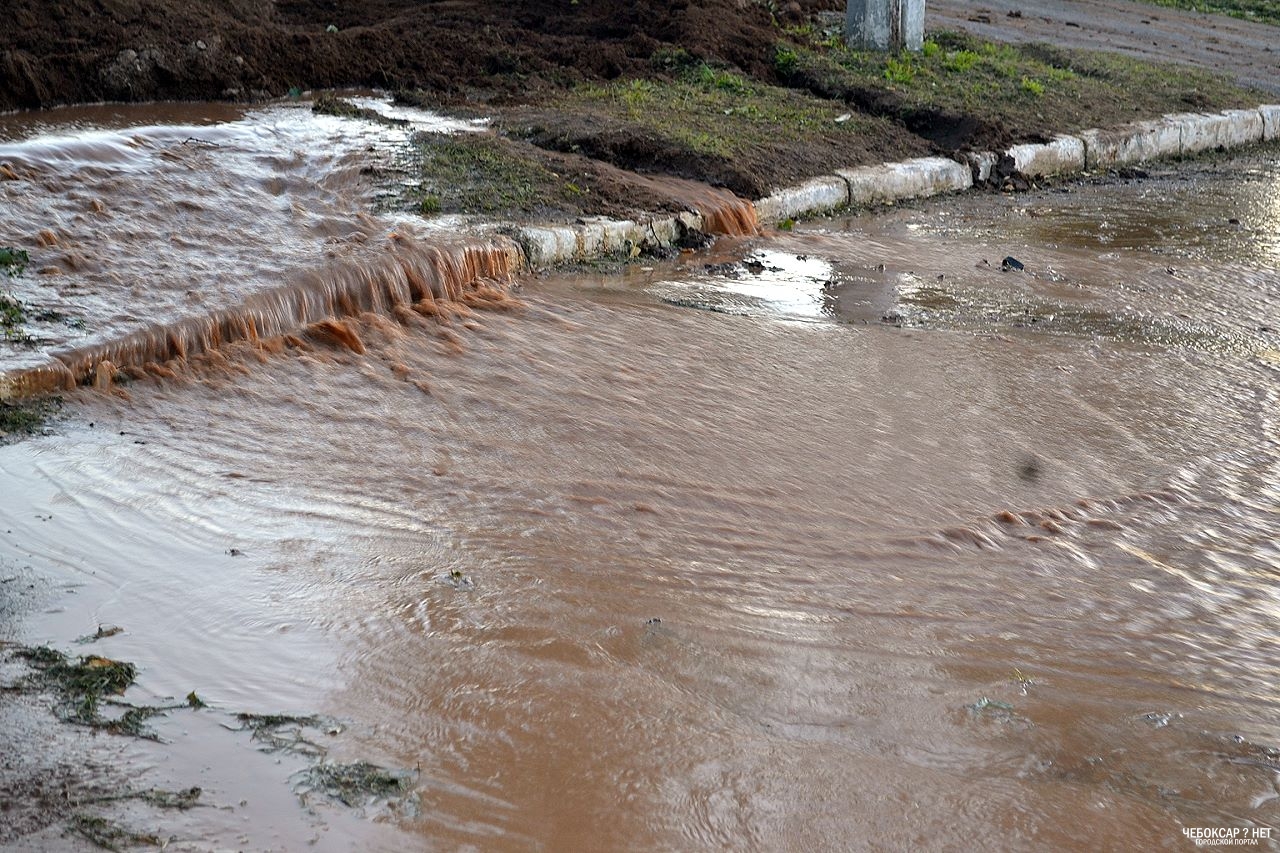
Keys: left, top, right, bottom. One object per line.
{"left": 2, "top": 105, "right": 1279, "bottom": 850}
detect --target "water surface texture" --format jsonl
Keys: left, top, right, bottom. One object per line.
{"left": 2, "top": 108, "right": 1279, "bottom": 851}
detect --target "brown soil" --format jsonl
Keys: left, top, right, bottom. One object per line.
{"left": 0, "top": 0, "right": 811, "bottom": 111}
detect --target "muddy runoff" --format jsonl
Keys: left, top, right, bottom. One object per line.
{"left": 2, "top": 102, "right": 1280, "bottom": 849}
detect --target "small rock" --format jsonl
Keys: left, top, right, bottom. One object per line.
{"left": 1001, "top": 256, "right": 1025, "bottom": 272}
{"left": 195, "top": 40, "right": 207, "bottom": 50}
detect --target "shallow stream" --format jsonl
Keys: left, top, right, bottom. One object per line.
{"left": 2, "top": 103, "right": 1279, "bottom": 851}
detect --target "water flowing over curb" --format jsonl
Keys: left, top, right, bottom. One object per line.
{"left": 2, "top": 104, "right": 1277, "bottom": 401}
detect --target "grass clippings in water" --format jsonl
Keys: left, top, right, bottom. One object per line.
{"left": 233, "top": 711, "right": 331, "bottom": 757}
{"left": 295, "top": 761, "right": 412, "bottom": 808}
{"left": 10, "top": 645, "right": 192, "bottom": 740}
{"left": 0, "top": 398, "right": 59, "bottom": 442}
{"left": 74, "top": 625, "right": 125, "bottom": 645}
{"left": 66, "top": 814, "right": 165, "bottom": 851}
{"left": 16, "top": 646, "right": 136, "bottom": 724}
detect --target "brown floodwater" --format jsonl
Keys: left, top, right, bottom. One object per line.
{"left": 2, "top": 105, "right": 1279, "bottom": 851}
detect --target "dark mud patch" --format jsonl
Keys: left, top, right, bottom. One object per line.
{"left": 0, "top": 0, "right": 801, "bottom": 111}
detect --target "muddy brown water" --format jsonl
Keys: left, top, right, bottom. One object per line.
{"left": 2, "top": 104, "right": 1280, "bottom": 851}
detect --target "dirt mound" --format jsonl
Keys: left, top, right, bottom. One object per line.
{"left": 0, "top": 0, "right": 821, "bottom": 112}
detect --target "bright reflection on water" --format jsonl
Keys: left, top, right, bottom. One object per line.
{"left": 650, "top": 248, "right": 839, "bottom": 320}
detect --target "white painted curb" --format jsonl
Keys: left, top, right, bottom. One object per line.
{"left": 1263, "top": 105, "right": 1280, "bottom": 141}
{"left": 1079, "top": 117, "right": 1182, "bottom": 170}
{"left": 755, "top": 175, "right": 849, "bottom": 224}
{"left": 515, "top": 213, "right": 699, "bottom": 268}
{"left": 836, "top": 156, "right": 972, "bottom": 209}
{"left": 1008, "top": 134, "right": 1086, "bottom": 178}
{"left": 1175, "top": 109, "right": 1265, "bottom": 155}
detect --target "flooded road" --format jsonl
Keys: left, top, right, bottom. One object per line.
{"left": 2, "top": 105, "right": 1280, "bottom": 850}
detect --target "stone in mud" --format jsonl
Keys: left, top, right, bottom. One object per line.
{"left": 1002, "top": 257, "right": 1025, "bottom": 272}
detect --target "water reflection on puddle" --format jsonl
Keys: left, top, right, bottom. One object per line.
{"left": 650, "top": 248, "right": 839, "bottom": 320}
{"left": 636, "top": 159, "right": 1280, "bottom": 358}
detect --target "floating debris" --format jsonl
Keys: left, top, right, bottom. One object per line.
{"left": 446, "top": 568, "right": 475, "bottom": 589}
{"left": 16, "top": 646, "right": 136, "bottom": 725}
{"left": 232, "top": 712, "right": 331, "bottom": 757}
{"left": 67, "top": 814, "right": 165, "bottom": 851}
{"left": 1137, "top": 711, "right": 1176, "bottom": 729}
{"left": 74, "top": 625, "right": 125, "bottom": 645}
{"left": 294, "top": 761, "right": 413, "bottom": 808}
{"left": 965, "top": 696, "right": 1026, "bottom": 725}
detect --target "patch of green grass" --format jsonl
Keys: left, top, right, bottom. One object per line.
{"left": 556, "top": 68, "right": 869, "bottom": 161}
{"left": 781, "top": 28, "right": 1260, "bottom": 142}
{"left": 774, "top": 45, "right": 800, "bottom": 77}
{"left": 1135, "top": 0, "right": 1280, "bottom": 26}
{"left": 0, "top": 400, "right": 54, "bottom": 439}
{"left": 883, "top": 56, "right": 916, "bottom": 84}
{"left": 1, "top": 246, "right": 33, "bottom": 343}
{"left": 943, "top": 48, "right": 980, "bottom": 73}
{"left": 0, "top": 247, "right": 28, "bottom": 277}
{"left": 406, "top": 133, "right": 582, "bottom": 216}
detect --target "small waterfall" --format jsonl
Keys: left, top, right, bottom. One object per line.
{"left": 0, "top": 236, "right": 524, "bottom": 398}
{"left": 698, "top": 194, "right": 759, "bottom": 237}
